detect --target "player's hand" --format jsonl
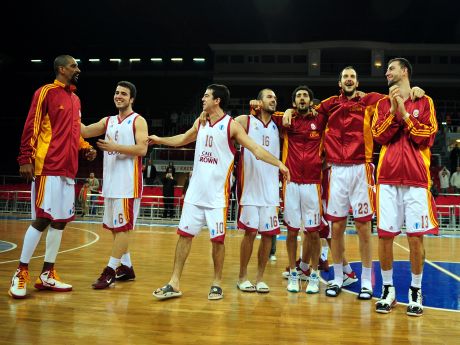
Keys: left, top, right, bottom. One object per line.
{"left": 19, "top": 163, "right": 34, "bottom": 182}
{"left": 85, "top": 147, "right": 97, "bottom": 161}
{"left": 199, "top": 111, "right": 209, "bottom": 127}
{"left": 249, "top": 99, "right": 262, "bottom": 110}
{"left": 148, "top": 134, "right": 160, "bottom": 146}
{"left": 279, "top": 162, "right": 290, "bottom": 183}
{"left": 389, "top": 85, "right": 400, "bottom": 116}
{"left": 356, "top": 90, "right": 366, "bottom": 98}
{"left": 410, "top": 86, "right": 425, "bottom": 101}
{"left": 97, "top": 135, "right": 118, "bottom": 152}
{"left": 283, "top": 109, "right": 294, "bottom": 127}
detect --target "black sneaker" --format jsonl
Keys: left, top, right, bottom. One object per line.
{"left": 115, "top": 264, "right": 136, "bottom": 281}
{"left": 375, "top": 285, "right": 397, "bottom": 313}
{"left": 92, "top": 267, "right": 116, "bottom": 289}
{"left": 407, "top": 286, "right": 423, "bottom": 316}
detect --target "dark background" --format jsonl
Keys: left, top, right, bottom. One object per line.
{"left": 1, "top": 0, "right": 459, "bottom": 175}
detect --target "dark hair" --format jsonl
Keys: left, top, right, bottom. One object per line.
{"left": 388, "top": 57, "right": 413, "bottom": 79}
{"left": 207, "top": 84, "right": 230, "bottom": 109}
{"left": 117, "top": 80, "right": 137, "bottom": 100}
{"left": 291, "top": 85, "right": 314, "bottom": 104}
{"left": 257, "top": 88, "right": 274, "bottom": 101}
{"left": 338, "top": 66, "right": 358, "bottom": 81}
{"left": 53, "top": 55, "right": 74, "bottom": 75}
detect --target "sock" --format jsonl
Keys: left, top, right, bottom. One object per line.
{"left": 333, "top": 263, "right": 344, "bottom": 286}
{"left": 343, "top": 263, "right": 352, "bottom": 274}
{"left": 42, "top": 262, "right": 54, "bottom": 272}
{"left": 321, "top": 246, "right": 329, "bottom": 261}
{"left": 19, "top": 225, "right": 43, "bottom": 264}
{"left": 411, "top": 273, "right": 423, "bottom": 288}
{"left": 299, "top": 261, "right": 310, "bottom": 272}
{"left": 361, "top": 266, "right": 372, "bottom": 290}
{"left": 381, "top": 269, "right": 393, "bottom": 286}
{"left": 44, "top": 227, "right": 63, "bottom": 263}
{"left": 108, "top": 256, "right": 121, "bottom": 270}
{"left": 121, "top": 252, "right": 132, "bottom": 267}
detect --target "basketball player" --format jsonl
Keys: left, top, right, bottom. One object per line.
{"left": 9, "top": 55, "right": 96, "bottom": 299}
{"left": 80, "top": 81, "right": 148, "bottom": 289}
{"left": 235, "top": 88, "right": 281, "bottom": 294}
{"left": 372, "top": 58, "right": 438, "bottom": 316}
{"left": 271, "top": 86, "right": 327, "bottom": 294}
{"left": 150, "top": 84, "right": 289, "bottom": 300}
{"left": 284, "top": 68, "right": 424, "bottom": 299}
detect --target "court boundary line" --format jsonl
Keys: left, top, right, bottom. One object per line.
{"left": 0, "top": 225, "right": 99, "bottom": 265}
{"left": 0, "top": 240, "right": 17, "bottom": 253}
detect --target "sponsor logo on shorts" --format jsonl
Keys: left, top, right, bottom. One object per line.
{"left": 211, "top": 229, "right": 215, "bottom": 236}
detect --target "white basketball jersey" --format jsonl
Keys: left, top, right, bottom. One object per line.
{"left": 102, "top": 113, "right": 143, "bottom": 198}
{"left": 185, "top": 114, "right": 236, "bottom": 208}
{"left": 239, "top": 116, "right": 280, "bottom": 206}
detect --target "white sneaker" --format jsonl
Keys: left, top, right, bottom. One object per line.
{"left": 34, "top": 270, "right": 72, "bottom": 292}
{"left": 287, "top": 271, "right": 300, "bottom": 293}
{"left": 9, "top": 267, "right": 30, "bottom": 299}
{"left": 375, "top": 285, "right": 397, "bottom": 314}
{"left": 306, "top": 272, "right": 320, "bottom": 294}
{"left": 407, "top": 286, "right": 423, "bottom": 316}
{"left": 269, "top": 255, "right": 277, "bottom": 262}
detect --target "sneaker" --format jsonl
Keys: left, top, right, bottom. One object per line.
{"left": 34, "top": 269, "right": 72, "bottom": 292}
{"left": 92, "top": 267, "right": 116, "bottom": 289}
{"left": 375, "top": 285, "right": 397, "bottom": 313}
{"left": 269, "top": 255, "right": 277, "bottom": 262}
{"left": 318, "top": 258, "right": 329, "bottom": 272}
{"left": 287, "top": 271, "right": 300, "bottom": 292}
{"left": 282, "top": 259, "right": 310, "bottom": 281}
{"left": 9, "top": 267, "right": 30, "bottom": 299}
{"left": 342, "top": 271, "right": 358, "bottom": 287}
{"left": 407, "top": 286, "right": 423, "bottom": 317}
{"left": 306, "top": 272, "right": 320, "bottom": 294}
{"left": 115, "top": 264, "right": 136, "bottom": 281}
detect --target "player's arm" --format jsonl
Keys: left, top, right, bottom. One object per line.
{"left": 396, "top": 95, "right": 437, "bottom": 147}
{"left": 235, "top": 114, "right": 249, "bottom": 132}
{"left": 231, "top": 120, "right": 290, "bottom": 181}
{"left": 18, "top": 88, "right": 48, "bottom": 181}
{"left": 371, "top": 98, "right": 401, "bottom": 145}
{"left": 149, "top": 118, "right": 199, "bottom": 147}
{"left": 97, "top": 116, "right": 149, "bottom": 156}
{"left": 81, "top": 117, "right": 107, "bottom": 138}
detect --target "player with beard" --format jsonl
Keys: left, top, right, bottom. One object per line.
{"left": 283, "top": 67, "right": 424, "bottom": 299}
{"left": 9, "top": 55, "right": 96, "bottom": 299}
{"left": 235, "top": 88, "right": 281, "bottom": 293}
{"left": 372, "top": 58, "right": 438, "bottom": 316}
{"left": 150, "top": 84, "right": 290, "bottom": 300}
{"left": 80, "top": 81, "right": 149, "bottom": 289}
{"left": 271, "top": 86, "right": 327, "bottom": 294}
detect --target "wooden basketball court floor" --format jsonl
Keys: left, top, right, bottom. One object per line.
{"left": 1, "top": 218, "right": 459, "bottom": 345}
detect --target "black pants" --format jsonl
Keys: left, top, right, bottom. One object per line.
{"left": 163, "top": 196, "right": 174, "bottom": 218}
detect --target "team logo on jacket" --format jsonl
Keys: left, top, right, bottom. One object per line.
{"left": 311, "top": 123, "right": 317, "bottom": 130}
{"left": 413, "top": 109, "right": 419, "bottom": 118}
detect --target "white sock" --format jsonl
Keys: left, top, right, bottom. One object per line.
{"left": 411, "top": 273, "right": 423, "bottom": 288}
{"left": 299, "top": 261, "right": 310, "bottom": 272}
{"left": 343, "top": 263, "right": 352, "bottom": 274}
{"left": 20, "top": 225, "right": 43, "bottom": 264}
{"left": 381, "top": 269, "right": 393, "bottom": 286}
{"left": 121, "top": 252, "right": 132, "bottom": 267}
{"left": 321, "top": 246, "right": 329, "bottom": 261}
{"left": 333, "top": 263, "right": 344, "bottom": 286}
{"left": 361, "top": 266, "right": 372, "bottom": 290}
{"left": 44, "top": 227, "right": 63, "bottom": 263}
{"left": 108, "top": 256, "right": 121, "bottom": 270}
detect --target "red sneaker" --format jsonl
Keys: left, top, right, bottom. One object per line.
{"left": 115, "top": 264, "right": 136, "bottom": 281}
{"left": 92, "top": 267, "right": 116, "bottom": 289}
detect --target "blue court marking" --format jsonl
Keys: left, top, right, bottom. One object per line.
{"left": 320, "top": 260, "right": 460, "bottom": 312}
{"left": 0, "top": 240, "right": 17, "bottom": 253}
